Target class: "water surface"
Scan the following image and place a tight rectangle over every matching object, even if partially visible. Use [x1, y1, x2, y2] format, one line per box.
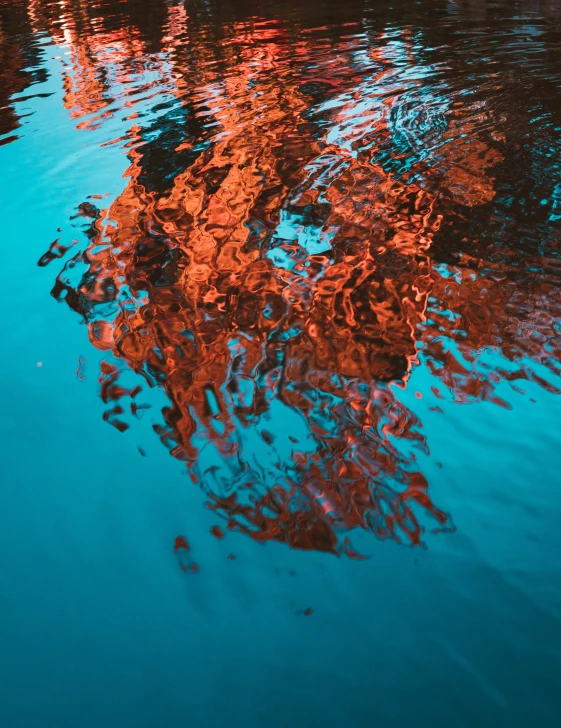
[1, 0, 561, 725]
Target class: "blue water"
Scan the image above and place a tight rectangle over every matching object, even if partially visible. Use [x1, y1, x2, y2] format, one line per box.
[1, 1, 561, 725]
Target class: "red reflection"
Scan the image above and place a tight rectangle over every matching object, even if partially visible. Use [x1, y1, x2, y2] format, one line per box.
[44, 18, 453, 555]
[33, 3, 560, 556]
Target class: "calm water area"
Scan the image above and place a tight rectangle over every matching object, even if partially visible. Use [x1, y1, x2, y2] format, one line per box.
[1, 0, 561, 725]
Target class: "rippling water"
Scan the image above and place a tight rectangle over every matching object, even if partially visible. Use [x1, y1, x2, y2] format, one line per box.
[1, 0, 561, 725]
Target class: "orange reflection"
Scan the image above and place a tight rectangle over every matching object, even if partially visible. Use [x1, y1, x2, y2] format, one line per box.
[46, 19, 455, 554]
[35, 4, 559, 556]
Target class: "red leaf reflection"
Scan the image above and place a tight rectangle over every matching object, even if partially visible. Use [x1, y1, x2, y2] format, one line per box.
[30, 1, 561, 557]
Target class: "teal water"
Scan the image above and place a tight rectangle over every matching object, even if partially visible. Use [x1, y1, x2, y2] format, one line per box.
[1, 1, 561, 725]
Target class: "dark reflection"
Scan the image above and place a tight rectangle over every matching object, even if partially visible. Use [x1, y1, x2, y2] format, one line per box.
[3, 0, 561, 554]
[0, 0, 47, 142]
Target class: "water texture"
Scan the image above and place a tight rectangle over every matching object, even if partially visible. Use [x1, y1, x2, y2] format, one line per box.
[1, 1, 561, 726]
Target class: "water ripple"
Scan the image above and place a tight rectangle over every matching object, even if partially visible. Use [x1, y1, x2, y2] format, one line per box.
[2, 0, 561, 556]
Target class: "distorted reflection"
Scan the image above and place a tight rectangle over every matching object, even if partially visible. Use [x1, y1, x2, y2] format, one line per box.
[3, 0, 560, 555]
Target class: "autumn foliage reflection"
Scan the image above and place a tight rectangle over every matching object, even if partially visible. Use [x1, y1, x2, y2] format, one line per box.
[33, 2, 561, 555]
